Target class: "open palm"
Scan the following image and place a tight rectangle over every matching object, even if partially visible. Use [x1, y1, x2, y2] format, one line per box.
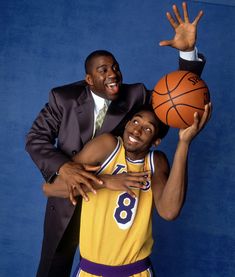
[160, 2, 203, 51]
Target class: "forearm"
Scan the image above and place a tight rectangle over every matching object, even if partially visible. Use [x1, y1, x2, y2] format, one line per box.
[26, 132, 70, 182]
[43, 171, 147, 199]
[156, 141, 189, 220]
[179, 52, 206, 76]
[43, 176, 105, 198]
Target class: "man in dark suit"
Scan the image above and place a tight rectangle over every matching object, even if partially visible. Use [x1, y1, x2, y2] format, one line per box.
[26, 2, 206, 276]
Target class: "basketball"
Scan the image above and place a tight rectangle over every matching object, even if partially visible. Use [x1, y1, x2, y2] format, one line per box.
[152, 70, 210, 129]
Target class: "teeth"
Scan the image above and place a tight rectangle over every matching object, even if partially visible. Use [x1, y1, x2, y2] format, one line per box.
[129, 136, 138, 143]
[108, 83, 117, 88]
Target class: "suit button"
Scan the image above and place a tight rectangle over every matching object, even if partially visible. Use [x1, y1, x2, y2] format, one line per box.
[72, 150, 77, 156]
[50, 205, 55, 211]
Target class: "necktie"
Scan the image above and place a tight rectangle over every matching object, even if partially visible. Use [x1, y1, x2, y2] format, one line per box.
[95, 102, 108, 133]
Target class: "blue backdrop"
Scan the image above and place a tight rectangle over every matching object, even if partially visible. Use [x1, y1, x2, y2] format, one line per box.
[0, 0, 234, 276]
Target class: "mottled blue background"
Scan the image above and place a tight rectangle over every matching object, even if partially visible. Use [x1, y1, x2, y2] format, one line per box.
[0, 0, 234, 276]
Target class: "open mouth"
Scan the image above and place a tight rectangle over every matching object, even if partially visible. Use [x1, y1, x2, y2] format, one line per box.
[128, 135, 140, 144]
[106, 82, 120, 94]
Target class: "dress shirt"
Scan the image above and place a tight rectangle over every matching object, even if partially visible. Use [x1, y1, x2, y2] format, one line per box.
[91, 91, 110, 137]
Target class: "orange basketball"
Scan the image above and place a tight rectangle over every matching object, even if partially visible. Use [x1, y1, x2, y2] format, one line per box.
[152, 70, 210, 129]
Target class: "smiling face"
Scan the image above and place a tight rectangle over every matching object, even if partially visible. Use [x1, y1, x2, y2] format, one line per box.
[85, 54, 123, 101]
[123, 110, 161, 160]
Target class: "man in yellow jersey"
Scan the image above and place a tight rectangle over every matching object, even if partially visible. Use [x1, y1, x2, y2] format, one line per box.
[44, 104, 211, 277]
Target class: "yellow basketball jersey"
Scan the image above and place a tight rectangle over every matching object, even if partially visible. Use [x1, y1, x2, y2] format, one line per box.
[79, 137, 155, 266]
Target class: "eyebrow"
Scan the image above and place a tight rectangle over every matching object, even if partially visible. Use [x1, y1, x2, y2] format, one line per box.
[96, 64, 107, 69]
[96, 62, 119, 69]
[134, 114, 156, 128]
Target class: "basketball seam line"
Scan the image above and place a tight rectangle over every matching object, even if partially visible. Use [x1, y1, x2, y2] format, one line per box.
[165, 73, 184, 125]
[153, 71, 191, 96]
[153, 86, 208, 109]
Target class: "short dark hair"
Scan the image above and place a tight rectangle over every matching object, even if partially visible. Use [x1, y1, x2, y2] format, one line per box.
[84, 50, 116, 74]
[131, 104, 169, 140]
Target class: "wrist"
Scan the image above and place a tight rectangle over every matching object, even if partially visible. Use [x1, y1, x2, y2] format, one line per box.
[48, 171, 60, 183]
[178, 140, 190, 150]
[99, 175, 108, 189]
[179, 47, 198, 61]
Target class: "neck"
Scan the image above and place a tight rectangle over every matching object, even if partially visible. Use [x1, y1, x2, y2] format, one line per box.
[125, 150, 148, 161]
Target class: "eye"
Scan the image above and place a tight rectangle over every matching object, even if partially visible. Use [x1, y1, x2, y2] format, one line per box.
[98, 67, 107, 74]
[113, 64, 120, 72]
[145, 127, 152, 132]
[132, 119, 139, 125]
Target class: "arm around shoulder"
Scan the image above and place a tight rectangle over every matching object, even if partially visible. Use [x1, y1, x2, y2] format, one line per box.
[73, 133, 118, 165]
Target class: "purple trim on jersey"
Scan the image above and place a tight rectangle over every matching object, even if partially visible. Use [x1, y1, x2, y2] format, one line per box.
[149, 151, 155, 174]
[126, 157, 144, 164]
[74, 257, 151, 277]
[96, 137, 121, 175]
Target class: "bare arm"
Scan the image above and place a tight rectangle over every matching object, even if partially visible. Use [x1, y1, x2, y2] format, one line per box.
[152, 103, 211, 220]
[43, 171, 149, 204]
[43, 134, 149, 204]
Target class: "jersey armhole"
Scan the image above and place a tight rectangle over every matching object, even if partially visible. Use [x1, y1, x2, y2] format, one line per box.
[96, 137, 122, 175]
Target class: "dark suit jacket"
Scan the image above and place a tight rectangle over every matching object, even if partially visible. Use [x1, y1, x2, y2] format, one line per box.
[25, 56, 205, 277]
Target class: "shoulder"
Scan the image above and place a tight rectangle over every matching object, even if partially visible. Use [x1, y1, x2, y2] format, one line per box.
[110, 83, 149, 112]
[152, 150, 170, 174]
[92, 133, 118, 153]
[50, 80, 88, 100]
[121, 83, 147, 94]
[52, 80, 87, 92]
[77, 134, 119, 165]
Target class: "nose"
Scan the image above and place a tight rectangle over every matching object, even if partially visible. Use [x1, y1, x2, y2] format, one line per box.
[107, 67, 117, 78]
[133, 125, 142, 136]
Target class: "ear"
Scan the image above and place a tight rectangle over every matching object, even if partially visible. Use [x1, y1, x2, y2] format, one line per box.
[125, 121, 131, 129]
[85, 74, 94, 86]
[152, 138, 161, 147]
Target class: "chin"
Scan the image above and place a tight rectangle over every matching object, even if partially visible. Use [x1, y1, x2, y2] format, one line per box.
[107, 93, 119, 101]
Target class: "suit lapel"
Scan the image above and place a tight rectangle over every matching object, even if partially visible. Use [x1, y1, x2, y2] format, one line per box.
[96, 95, 128, 135]
[76, 85, 132, 139]
[76, 86, 95, 145]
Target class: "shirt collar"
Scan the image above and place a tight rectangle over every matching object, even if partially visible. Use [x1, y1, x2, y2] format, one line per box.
[90, 91, 110, 112]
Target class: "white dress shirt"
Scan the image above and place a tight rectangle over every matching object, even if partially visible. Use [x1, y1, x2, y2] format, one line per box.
[90, 91, 110, 137]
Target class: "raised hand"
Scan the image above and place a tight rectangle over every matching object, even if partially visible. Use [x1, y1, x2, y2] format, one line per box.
[159, 2, 203, 51]
[179, 103, 212, 143]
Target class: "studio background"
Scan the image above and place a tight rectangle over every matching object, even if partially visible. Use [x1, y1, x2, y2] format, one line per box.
[0, 0, 234, 276]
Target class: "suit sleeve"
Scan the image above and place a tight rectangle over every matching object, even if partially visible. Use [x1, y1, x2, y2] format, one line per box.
[179, 53, 206, 76]
[25, 90, 70, 182]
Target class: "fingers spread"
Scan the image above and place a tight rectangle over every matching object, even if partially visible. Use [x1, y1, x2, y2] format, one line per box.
[69, 191, 77, 206]
[83, 164, 101, 172]
[125, 187, 136, 198]
[198, 103, 211, 129]
[182, 2, 189, 23]
[166, 12, 178, 29]
[172, 4, 183, 24]
[192, 10, 204, 26]
[75, 185, 89, 202]
[159, 39, 174, 47]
